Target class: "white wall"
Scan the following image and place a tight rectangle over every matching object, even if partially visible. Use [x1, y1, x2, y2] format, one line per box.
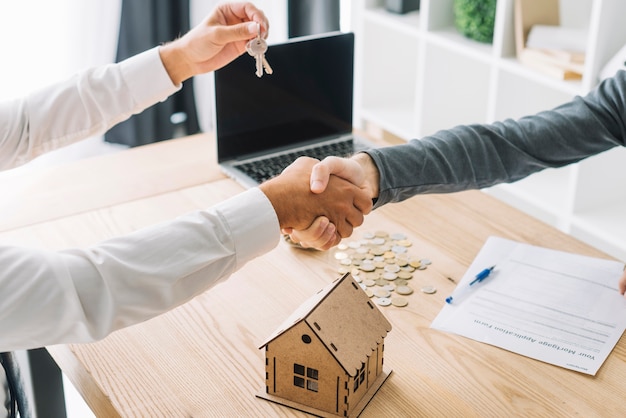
[0, 0, 121, 100]
[0, 0, 289, 133]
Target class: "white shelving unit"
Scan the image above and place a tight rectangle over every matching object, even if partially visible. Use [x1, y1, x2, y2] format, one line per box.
[351, 0, 626, 260]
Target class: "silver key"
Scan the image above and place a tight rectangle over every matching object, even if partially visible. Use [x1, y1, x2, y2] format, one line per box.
[246, 25, 272, 77]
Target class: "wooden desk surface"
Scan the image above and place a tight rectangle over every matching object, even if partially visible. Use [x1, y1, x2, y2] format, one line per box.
[1, 135, 625, 417]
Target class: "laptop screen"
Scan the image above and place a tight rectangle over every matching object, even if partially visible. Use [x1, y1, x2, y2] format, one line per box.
[214, 32, 354, 162]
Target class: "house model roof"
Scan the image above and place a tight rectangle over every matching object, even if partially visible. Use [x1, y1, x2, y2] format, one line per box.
[259, 273, 392, 376]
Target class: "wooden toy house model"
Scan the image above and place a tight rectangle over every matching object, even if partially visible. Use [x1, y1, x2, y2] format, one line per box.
[257, 273, 392, 417]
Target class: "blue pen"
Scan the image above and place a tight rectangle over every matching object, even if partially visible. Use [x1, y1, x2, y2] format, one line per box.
[445, 265, 496, 304]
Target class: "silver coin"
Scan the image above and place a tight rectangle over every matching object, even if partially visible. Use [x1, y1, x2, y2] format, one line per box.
[392, 245, 407, 254]
[420, 285, 437, 294]
[375, 297, 391, 306]
[334, 251, 348, 260]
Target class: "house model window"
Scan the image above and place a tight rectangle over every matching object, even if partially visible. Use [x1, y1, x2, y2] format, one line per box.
[257, 273, 393, 417]
[294, 363, 319, 392]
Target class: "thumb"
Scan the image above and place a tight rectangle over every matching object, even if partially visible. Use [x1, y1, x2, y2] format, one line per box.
[310, 156, 365, 193]
[310, 162, 331, 193]
[213, 21, 258, 44]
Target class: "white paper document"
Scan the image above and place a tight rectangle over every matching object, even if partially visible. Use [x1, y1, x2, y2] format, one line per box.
[431, 236, 626, 375]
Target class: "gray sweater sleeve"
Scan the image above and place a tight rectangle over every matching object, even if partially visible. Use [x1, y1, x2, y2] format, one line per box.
[366, 70, 626, 208]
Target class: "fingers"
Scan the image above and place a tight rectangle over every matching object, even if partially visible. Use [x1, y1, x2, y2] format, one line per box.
[223, 2, 270, 34]
[210, 2, 269, 44]
[322, 176, 369, 238]
[260, 156, 369, 240]
[310, 156, 365, 194]
[289, 217, 340, 250]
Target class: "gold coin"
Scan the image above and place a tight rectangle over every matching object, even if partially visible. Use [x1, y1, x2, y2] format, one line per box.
[374, 289, 391, 298]
[383, 251, 395, 259]
[395, 258, 409, 267]
[409, 259, 422, 268]
[363, 279, 376, 287]
[375, 278, 387, 286]
[352, 253, 367, 261]
[396, 285, 414, 295]
[395, 279, 408, 286]
[364, 288, 374, 297]
[398, 271, 413, 280]
[384, 264, 400, 273]
[391, 297, 408, 307]
[374, 230, 389, 238]
[398, 239, 412, 247]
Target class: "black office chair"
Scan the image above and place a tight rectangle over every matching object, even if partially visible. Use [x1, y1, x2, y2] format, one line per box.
[2, 349, 68, 418]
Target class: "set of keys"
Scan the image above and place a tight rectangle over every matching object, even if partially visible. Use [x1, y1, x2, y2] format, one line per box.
[246, 23, 273, 78]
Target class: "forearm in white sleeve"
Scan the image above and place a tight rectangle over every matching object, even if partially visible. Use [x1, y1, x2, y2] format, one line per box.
[0, 47, 179, 170]
[0, 188, 279, 351]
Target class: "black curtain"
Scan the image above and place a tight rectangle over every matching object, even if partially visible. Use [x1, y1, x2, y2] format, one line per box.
[288, 0, 340, 38]
[105, 0, 200, 147]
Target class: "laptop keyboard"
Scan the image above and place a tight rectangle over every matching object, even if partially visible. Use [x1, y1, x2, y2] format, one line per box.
[233, 140, 356, 184]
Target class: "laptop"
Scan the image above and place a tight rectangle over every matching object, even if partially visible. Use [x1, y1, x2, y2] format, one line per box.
[213, 31, 375, 188]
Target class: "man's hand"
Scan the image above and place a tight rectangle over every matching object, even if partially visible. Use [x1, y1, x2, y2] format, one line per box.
[259, 157, 372, 239]
[281, 216, 341, 251]
[310, 153, 380, 199]
[283, 153, 381, 250]
[159, 2, 269, 85]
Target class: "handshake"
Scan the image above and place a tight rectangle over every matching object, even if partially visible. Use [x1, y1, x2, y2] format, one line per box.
[259, 153, 380, 250]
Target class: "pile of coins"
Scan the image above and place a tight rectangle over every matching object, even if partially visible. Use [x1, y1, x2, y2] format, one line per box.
[333, 231, 436, 308]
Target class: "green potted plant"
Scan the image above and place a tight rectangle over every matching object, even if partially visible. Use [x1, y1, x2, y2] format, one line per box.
[454, 0, 497, 44]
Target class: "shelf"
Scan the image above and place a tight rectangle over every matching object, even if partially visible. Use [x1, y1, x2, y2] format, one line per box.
[360, 105, 415, 140]
[491, 68, 577, 121]
[362, 7, 420, 37]
[419, 43, 490, 136]
[425, 27, 494, 63]
[497, 58, 584, 97]
[353, 0, 626, 260]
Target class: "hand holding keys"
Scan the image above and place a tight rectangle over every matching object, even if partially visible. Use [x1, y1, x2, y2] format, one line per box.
[246, 23, 273, 78]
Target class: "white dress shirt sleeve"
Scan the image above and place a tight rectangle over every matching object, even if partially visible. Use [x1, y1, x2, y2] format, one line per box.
[0, 47, 282, 351]
[0, 187, 280, 351]
[0, 47, 179, 170]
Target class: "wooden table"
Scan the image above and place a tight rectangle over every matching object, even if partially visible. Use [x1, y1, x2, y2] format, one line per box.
[1, 134, 624, 417]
